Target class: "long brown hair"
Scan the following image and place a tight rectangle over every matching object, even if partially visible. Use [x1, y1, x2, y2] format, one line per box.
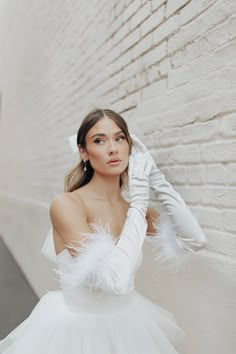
[64, 108, 132, 192]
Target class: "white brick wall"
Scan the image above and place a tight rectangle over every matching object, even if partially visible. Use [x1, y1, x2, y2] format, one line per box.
[0, 1, 235, 353]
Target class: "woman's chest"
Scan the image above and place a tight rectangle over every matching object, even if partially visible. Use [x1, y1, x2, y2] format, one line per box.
[82, 199, 130, 239]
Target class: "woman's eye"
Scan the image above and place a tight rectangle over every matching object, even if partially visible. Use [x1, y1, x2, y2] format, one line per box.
[94, 139, 104, 144]
[94, 136, 126, 144]
[116, 135, 126, 142]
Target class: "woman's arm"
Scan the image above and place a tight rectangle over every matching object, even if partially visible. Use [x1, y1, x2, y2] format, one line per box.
[131, 135, 207, 250]
[130, 134, 208, 270]
[50, 200, 147, 295]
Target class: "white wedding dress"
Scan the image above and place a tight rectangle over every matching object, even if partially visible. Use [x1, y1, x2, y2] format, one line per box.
[0, 222, 186, 354]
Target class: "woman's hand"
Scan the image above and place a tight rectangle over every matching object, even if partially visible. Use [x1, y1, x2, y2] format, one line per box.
[130, 134, 158, 188]
[128, 138, 152, 215]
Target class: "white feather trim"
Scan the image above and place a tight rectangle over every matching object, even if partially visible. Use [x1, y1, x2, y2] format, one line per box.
[146, 213, 193, 271]
[53, 222, 119, 292]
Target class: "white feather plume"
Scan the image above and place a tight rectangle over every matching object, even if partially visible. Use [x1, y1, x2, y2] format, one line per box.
[53, 221, 118, 291]
[146, 213, 193, 271]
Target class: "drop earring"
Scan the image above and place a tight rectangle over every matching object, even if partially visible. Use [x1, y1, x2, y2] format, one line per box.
[83, 160, 87, 172]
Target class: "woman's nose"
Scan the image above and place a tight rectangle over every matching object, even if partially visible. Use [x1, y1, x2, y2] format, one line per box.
[107, 140, 118, 153]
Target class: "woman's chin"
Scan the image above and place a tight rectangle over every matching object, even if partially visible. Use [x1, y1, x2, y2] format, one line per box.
[101, 168, 125, 177]
[94, 162, 128, 176]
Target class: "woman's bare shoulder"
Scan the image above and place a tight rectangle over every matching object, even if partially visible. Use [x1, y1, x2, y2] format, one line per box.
[50, 192, 84, 211]
[49, 192, 87, 233]
[50, 192, 91, 255]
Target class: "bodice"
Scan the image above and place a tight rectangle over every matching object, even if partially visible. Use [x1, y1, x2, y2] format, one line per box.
[56, 246, 143, 313]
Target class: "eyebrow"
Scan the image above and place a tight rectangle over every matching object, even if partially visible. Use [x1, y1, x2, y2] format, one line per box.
[90, 130, 124, 139]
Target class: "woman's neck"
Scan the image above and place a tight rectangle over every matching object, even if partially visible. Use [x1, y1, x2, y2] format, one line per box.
[85, 172, 123, 203]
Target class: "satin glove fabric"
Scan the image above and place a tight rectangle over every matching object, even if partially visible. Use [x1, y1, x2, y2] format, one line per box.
[131, 134, 208, 253]
[128, 140, 152, 214]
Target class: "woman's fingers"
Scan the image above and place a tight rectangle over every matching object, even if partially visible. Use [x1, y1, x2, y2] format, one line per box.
[130, 134, 148, 154]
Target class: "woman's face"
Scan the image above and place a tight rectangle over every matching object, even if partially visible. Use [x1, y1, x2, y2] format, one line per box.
[80, 116, 130, 176]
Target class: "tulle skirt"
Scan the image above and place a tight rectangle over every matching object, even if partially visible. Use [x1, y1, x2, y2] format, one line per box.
[0, 289, 186, 354]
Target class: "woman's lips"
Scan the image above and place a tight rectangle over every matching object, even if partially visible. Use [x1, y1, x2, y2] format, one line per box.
[107, 160, 121, 166]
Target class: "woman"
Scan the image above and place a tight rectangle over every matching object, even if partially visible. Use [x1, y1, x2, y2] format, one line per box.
[0, 108, 207, 353]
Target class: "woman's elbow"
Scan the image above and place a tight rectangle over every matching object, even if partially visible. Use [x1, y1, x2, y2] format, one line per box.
[197, 236, 208, 250]
[177, 233, 208, 253]
[189, 235, 208, 252]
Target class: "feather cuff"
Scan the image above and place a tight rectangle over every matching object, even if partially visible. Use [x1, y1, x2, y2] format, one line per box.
[146, 213, 194, 271]
[53, 222, 119, 292]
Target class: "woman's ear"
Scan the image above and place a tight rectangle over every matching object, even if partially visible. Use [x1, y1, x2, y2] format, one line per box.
[78, 144, 89, 161]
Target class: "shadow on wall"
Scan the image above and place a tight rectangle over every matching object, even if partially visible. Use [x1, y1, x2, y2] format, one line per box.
[0, 236, 38, 339]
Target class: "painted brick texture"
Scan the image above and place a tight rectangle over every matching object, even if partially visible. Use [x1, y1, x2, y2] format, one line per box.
[0, 1, 235, 353]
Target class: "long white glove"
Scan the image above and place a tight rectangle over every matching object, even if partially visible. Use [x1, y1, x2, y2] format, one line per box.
[131, 135, 208, 269]
[56, 144, 152, 295]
